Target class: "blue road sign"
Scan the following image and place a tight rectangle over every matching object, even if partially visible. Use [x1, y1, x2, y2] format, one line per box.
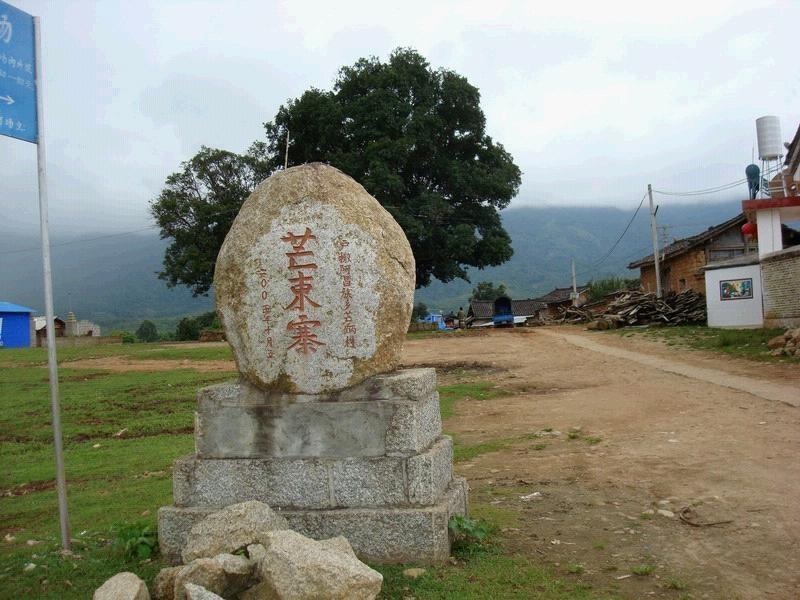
[0, 1, 36, 143]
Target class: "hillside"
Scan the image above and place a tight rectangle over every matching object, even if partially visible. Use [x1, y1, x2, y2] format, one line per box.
[0, 200, 743, 330]
[0, 231, 213, 332]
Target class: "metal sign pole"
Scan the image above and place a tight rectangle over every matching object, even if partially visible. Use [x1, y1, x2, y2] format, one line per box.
[33, 15, 71, 551]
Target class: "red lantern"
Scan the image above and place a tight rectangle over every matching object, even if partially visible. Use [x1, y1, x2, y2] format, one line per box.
[741, 222, 757, 240]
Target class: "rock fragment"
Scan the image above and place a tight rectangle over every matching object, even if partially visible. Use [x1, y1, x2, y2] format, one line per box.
[93, 572, 150, 600]
[182, 500, 289, 563]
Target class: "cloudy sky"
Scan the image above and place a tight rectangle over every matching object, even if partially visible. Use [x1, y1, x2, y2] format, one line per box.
[1, 0, 799, 239]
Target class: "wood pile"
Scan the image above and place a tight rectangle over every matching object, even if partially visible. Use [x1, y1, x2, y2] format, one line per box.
[558, 289, 706, 328]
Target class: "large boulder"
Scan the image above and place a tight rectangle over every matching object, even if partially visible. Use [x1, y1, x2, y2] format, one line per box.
[241, 530, 382, 599]
[93, 572, 150, 600]
[182, 501, 289, 562]
[215, 163, 415, 394]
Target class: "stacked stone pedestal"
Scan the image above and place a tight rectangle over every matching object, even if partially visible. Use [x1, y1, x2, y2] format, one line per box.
[159, 368, 467, 564]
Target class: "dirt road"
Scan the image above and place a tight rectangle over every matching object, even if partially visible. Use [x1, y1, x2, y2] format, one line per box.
[402, 327, 800, 600]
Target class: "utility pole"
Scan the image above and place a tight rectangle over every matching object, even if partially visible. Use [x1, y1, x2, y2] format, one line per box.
[648, 184, 662, 298]
[571, 258, 578, 306]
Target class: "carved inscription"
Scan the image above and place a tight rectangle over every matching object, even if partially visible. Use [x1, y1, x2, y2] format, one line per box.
[282, 227, 325, 355]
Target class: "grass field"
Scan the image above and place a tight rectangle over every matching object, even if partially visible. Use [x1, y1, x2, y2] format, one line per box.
[614, 325, 798, 362]
[0, 341, 615, 599]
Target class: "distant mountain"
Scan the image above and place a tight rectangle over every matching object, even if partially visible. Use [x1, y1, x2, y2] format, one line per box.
[414, 199, 745, 312]
[0, 200, 743, 331]
[0, 231, 213, 332]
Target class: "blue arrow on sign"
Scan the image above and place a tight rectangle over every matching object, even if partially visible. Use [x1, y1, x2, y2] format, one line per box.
[0, 1, 37, 143]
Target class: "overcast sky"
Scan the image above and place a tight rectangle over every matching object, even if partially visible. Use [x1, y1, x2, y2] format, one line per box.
[1, 0, 799, 238]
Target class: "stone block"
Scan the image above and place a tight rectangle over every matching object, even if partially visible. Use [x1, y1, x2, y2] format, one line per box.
[194, 369, 441, 459]
[173, 456, 331, 510]
[406, 436, 454, 505]
[173, 437, 453, 510]
[159, 478, 468, 565]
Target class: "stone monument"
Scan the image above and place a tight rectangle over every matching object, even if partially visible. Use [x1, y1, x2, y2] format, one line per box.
[159, 163, 467, 564]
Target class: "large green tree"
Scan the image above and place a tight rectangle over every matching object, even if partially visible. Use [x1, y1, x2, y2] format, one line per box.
[152, 48, 520, 293]
[151, 146, 270, 296]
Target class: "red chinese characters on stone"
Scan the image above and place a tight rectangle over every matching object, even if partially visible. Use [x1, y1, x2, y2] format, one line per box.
[282, 227, 324, 356]
[287, 313, 326, 354]
[335, 237, 356, 348]
[282, 228, 321, 313]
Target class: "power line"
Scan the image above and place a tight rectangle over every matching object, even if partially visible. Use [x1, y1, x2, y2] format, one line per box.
[0, 225, 160, 257]
[653, 178, 747, 197]
[574, 191, 647, 278]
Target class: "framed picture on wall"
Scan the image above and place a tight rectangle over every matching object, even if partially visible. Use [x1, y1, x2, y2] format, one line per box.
[720, 278, 753, 301]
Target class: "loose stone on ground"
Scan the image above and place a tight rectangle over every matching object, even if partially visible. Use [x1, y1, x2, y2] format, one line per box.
[93, 572, 150, 600]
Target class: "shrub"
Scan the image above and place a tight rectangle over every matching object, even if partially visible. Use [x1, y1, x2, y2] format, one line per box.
[448, 515, 494, 557]
[112, 522, 158, 560]
[109, 330, 135, 344]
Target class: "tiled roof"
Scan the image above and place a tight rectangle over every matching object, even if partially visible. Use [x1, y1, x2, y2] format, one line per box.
[511, 299, 546, 316]
[469, 301, 494, 318]
[628, 213, 746, 269]
[534, 286, 589, 305]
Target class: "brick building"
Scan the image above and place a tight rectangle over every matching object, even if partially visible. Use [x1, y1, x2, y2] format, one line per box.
[628, 214, 766, 295]
[761, 246, 800, 327]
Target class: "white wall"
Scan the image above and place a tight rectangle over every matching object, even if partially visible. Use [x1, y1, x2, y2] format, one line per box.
[756, 209, 783, 257]
[704, 264, 763, 328]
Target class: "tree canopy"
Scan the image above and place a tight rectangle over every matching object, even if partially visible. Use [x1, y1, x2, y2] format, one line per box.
[469, 281, 508, 302]
[411, 302, 429, 321]
[151, 48, 520, 294]
[151, 146, 269, 296]
[135, 320, 158, 343]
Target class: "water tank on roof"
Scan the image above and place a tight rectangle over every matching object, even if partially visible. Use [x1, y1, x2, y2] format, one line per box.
[755, 116, 783, 160]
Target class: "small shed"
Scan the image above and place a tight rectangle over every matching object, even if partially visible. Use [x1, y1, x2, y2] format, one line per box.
[0, 302, 35, 348]
[34, 316, 66, 347]
[467, 298, 545, 327]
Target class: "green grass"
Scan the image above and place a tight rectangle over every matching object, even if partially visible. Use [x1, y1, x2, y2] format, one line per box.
[0, 342, 233, 367]
[567, 564, 585, 574]
[376, 553, 614, 599]
[438, 382, 507, 419]
[665, 577, 687, 590]
[0, 342, 237, 599]
[453, 438, 514, 462]
[631, 564, 655, 576]
[0, 367, 233, 448]
[0, 343, 615, 599]
[617, 325, 798, 362]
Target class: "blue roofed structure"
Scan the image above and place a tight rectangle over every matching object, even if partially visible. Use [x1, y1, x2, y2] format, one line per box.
[0, 302, 36, 348]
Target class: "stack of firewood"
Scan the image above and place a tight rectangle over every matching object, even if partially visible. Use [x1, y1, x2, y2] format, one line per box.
[558, 289, 706, 328]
